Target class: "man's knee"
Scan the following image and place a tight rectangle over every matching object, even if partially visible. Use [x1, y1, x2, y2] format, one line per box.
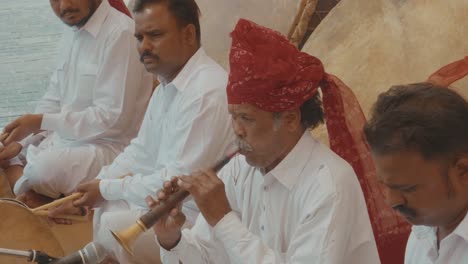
[24, 151, 62, 186]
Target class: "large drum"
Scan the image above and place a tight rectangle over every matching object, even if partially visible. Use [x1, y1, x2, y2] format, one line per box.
[0, 199, 64, 264]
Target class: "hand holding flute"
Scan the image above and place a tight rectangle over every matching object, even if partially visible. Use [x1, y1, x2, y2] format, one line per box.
[112, 151, 238, 254]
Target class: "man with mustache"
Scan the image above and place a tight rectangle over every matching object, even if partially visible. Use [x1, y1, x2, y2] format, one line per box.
[147, 19, 380, 263]
[364, 58, 468, 264]
[0, 0, 152, 207]
[54, 0, 235, 262]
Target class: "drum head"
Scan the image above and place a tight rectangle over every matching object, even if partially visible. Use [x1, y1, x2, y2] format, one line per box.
[0, 199, 64, 264]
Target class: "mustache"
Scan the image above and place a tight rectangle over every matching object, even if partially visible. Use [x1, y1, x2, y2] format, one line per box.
[235, 138, 253, 152]
[392, 205, 417, 218]
[140, 51, 160, 63]
[61, 9, 80, 17]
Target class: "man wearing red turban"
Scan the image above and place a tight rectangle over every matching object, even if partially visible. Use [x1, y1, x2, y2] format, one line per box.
[148, 19, 381, 263]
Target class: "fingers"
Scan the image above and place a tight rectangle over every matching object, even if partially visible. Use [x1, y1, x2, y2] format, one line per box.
[145, 195, 158, 208]
[3, 120, 18, 134]
[72, 193, 88, 207]
[3, 129, 20, 145]
[0, 132, 9, 143]
[0, 160, 9, 169]
[49, 217, 73, 225]
[169, 208, 186, 227]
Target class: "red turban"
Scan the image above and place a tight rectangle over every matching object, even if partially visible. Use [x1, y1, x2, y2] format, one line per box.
[227, 19, 413, 264]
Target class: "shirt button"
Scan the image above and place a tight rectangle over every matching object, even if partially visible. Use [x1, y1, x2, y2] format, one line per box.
[263, 186, 268, 191]
[261, 225, 265, 231]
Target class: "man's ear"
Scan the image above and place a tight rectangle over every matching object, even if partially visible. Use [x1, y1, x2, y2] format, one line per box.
[183, 24, 197, 47]
[455, 155, 468, 186]
[283, 109, 301, 132]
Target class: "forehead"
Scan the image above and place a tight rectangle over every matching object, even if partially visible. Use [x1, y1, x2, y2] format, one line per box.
[228, 104, 261, 114]
[134, 3, 177, 31]
[373, 150, 444, 185]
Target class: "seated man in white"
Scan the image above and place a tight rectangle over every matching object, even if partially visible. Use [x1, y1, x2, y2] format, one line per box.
[0, 0, 152, 206]
[148, 19, 380, 264]
[364, 58, 468, 264]
[59, 0, 236, 262]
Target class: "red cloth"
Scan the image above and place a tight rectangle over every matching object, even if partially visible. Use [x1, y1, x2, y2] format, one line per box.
[227, 18, 411, 264]
[428, 56, 468, 87]
[108, 0, 132, 18]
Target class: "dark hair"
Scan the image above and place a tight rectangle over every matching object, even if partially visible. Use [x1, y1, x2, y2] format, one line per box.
[300, 93, 325, 130]
[133, 0, 201, 43]
[364, 82, 468, 161]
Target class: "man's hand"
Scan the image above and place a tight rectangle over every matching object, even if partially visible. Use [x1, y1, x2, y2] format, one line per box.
[178, 170, 232, 226]
[73, 180, 105, 208]
[147, 177, 186, 250]
[0, 142, 23, 168]
[3, 114, 43, 145]
[48, 200, 89, 225]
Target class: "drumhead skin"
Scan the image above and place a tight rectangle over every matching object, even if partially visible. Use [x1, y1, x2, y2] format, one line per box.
[0, 199, 64, 264]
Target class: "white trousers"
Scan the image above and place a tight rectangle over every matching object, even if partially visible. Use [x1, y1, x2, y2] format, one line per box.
[14, 134, 121, 198]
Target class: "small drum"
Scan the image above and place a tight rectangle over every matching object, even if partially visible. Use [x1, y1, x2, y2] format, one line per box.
[0, 198, 64, 264]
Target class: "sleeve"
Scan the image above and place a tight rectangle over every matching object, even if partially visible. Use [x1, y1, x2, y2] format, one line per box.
[96, 97, 156, 182]
[99, 95, 234, 209]
[18, 131, 49, 149]
[40, 29, 143, 141]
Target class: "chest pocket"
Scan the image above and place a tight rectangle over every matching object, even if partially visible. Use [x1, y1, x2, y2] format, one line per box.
[75, 63, 98, 107]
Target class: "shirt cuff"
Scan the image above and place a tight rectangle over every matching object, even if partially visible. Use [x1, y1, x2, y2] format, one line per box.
[99, 179, 125, 201]
[213, 211, 247, 250]
[41, 113, 61, 131]
[157, 234, 187, 264]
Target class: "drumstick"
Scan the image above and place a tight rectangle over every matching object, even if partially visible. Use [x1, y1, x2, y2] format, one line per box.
[31, 192, 83, 213]
[33, 210, 88, 222]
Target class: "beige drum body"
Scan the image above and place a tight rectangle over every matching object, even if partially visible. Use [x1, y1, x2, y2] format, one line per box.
[0, 199, 64, 264]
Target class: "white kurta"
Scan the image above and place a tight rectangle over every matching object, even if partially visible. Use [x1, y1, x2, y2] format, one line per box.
[94, 48, 236, 263]
[160, 132, 380, 264]
[404, 213, 468, 264]
[13, 0, 153, 198]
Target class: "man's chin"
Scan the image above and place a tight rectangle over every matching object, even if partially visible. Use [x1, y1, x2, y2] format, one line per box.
[143, 64, 159, 74]
[400, 214, 425, 226]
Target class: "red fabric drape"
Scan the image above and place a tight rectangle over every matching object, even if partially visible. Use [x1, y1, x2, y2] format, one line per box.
[428, 56, 468, 87]
[108, 0, 132, 18]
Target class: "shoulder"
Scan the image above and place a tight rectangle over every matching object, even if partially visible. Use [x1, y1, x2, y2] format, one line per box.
[102, 7, 135, 40]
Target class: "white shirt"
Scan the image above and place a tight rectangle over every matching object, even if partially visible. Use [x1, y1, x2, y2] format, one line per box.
[161, 132, 380, 264]
[98, 48, 236, 222]
[37, 0, 153, 148]
[405, 213, 468, 264]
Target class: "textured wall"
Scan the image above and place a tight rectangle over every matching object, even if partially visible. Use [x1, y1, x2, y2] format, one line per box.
[0, 1, 63, 127]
